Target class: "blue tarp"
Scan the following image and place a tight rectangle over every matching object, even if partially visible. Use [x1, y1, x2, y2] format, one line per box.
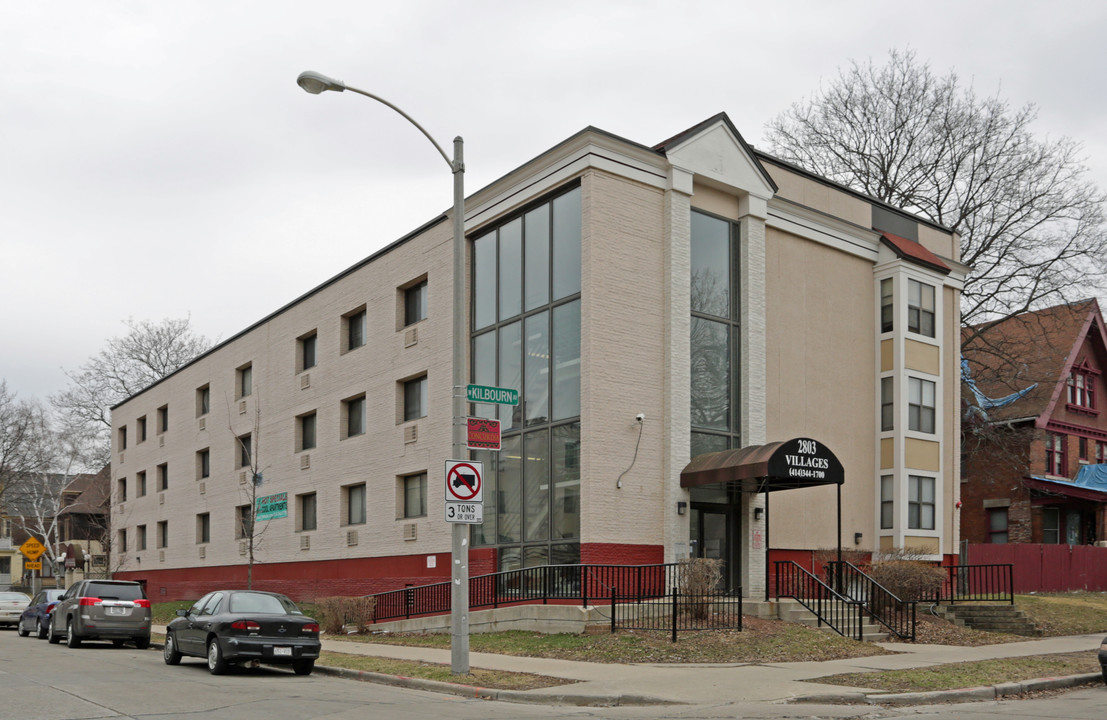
[1031, 465, 1107, 495]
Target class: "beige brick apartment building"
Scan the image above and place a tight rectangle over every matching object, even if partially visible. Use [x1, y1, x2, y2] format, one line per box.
[110, 114, 965, 601]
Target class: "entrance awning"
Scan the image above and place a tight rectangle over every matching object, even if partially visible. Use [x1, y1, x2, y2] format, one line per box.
[681, 437, 844, 492]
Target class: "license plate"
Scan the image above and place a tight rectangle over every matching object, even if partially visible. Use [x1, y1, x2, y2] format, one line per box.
[274, 647, 292, 657]
[108, 607, 127, 615]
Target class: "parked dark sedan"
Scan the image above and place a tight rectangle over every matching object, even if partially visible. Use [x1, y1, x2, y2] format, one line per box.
[164, 590, 320, 675]
[17, 589, 65, 638]
[1099, 635, 1107, 684]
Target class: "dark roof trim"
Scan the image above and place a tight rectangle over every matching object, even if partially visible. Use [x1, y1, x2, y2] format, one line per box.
[681, 437, 844, 492]
[880, 232, 951, 274]
[1025, 477, 1107, 503]
[652, 112, 779, 193]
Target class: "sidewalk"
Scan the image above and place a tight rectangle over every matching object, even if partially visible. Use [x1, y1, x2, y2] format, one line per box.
[314, 631, 1106, 706]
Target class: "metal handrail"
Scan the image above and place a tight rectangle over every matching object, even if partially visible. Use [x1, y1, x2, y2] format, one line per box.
[826, 560, 916, 641]
[773, 560, 865, 641]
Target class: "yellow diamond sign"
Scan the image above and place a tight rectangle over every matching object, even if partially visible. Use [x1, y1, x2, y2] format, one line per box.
[19, 538, 45, 560]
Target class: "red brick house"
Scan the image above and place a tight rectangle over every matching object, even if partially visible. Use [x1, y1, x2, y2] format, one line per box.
[961, 299, 1107, 546]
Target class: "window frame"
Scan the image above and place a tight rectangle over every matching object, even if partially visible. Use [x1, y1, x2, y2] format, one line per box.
[197, 513, 211, 544]
[156, 520, 168, 549]
[197, 449, 210, 480]
[880, 377, 894, 432]
[299, 332, 318, 372]
[907, 279, 936, 338]
[344, 307, 367, 352]
[402, 473, 428, 519]
[345, 483, 367, 526]
[880, 474, 894, 529]
[237, 364, 253, 399]
[879, 277, 893, 333]
[403, 376, 428, 422]
[156, 463, 169, 492]
[908, 377, 936, 434]
[404, 279, 428, 327]
[298, 412, 317, 451]
[297, 492, 317, 532]
[907, 475, 935, 530]
[197, 385, 210, 417]
[343, 395, 366, 438]
[988, 507, 1008, 544]
[1046, 432, 1067, 476]
[1066, 363, 1098, 413]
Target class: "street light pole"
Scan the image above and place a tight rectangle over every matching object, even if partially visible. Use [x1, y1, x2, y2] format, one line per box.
[297, 71, 470, 674]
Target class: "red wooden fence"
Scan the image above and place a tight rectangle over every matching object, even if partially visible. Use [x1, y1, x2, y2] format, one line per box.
[966, 543, 1107, 593]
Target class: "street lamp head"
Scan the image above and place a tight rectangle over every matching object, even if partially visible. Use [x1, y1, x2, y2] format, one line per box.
[296, 70, 346, 94]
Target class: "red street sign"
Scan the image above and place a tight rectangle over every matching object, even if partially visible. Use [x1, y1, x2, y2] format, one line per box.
[466, 417, 501, 451]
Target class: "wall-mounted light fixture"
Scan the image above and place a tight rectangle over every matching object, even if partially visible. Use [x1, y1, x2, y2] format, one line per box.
[854, 532, 863, 545]
[677, 501, 687, 516]
[753, 507, 763, 521]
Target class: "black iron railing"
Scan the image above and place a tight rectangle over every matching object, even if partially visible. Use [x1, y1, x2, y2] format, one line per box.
[929, 564, 1014, 604]
[825, 561, 916, 640]
[611, 587, 742, 641]
[774, 560, 865, 641]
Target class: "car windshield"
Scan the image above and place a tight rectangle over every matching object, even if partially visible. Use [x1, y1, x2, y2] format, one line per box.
[228, 592, 300, 615]
[85, 583, 144, 601]
[0, 592, 30, 601]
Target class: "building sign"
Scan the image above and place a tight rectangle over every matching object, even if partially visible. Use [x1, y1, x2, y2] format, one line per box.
[766, 438, 844, 486]
[255, 492, 288, 521]
[466, 417, 501, 450]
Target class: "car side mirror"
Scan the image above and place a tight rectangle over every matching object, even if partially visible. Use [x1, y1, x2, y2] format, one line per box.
[176, 609, 188, 617]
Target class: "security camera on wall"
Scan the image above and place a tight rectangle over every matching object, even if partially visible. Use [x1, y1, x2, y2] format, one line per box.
[635, 413, 645, 422]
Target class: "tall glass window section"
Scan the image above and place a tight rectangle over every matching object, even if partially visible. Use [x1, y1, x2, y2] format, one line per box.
[690, 210, 740, 458]
[470, 185, 581, 572]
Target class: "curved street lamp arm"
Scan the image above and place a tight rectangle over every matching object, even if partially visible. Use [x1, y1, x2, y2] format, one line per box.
[343, 85, 455, 172]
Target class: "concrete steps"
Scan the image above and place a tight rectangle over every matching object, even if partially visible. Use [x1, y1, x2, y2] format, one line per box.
[770, 598, 890, 642]
[932, 604, 1041, 636]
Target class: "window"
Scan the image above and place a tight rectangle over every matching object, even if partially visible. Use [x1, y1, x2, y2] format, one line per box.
[156, 520, 168, 549]
[344, 396, 365, 438]
[236, 505, 253, 539]
[880, 278, 893, 333]
[1098, 442, 1107, 464]
[404, 280, 428, 326]
[237, 364, 253, 398]
[908, 377, 936, 433]
[345, 307, 366, 351]
[237, 434, 252, 468]
[1067, 365, 1097, 411]
[1080, 437, 1089, 460]
[297, 492, 317, 532]
[196, 513, 210, 544]
[137, 416, 147, 443]
[157, 463, 168, 492]
[880, 377, 894, 431]
[403, 376, 427, 422]
[298, 412, 317, 451]
[197, 449, 210, 479]
[1046, 433, 1066, 476]
[908, 475, 935, 530]
[116, 477, 127, 503]
[880, 475, 894, 529]
[345, 483, 366, 525]
[988, 508, 1008, 544]
[136, 470, 147, 498]
[402, 473, 427, 518]
[1042, 507, 1060, 544]
[299, 332, 317, 372]
[197, 385, 210, 417]
[118, 529, 127, 553]
[118, 425, 127, 451]
[157, 405, 169, 434]
[137, 524, 147, 551]
[907, 279, 935, 337]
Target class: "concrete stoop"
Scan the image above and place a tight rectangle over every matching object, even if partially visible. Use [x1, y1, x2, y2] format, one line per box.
[932, 603, 1041, 636]
[769, 598, 890, 642]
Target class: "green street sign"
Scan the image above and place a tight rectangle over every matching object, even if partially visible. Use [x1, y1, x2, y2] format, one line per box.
[467, 384, 519, 405]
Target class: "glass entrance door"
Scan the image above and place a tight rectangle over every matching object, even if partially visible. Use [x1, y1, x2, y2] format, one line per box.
[690, 506, 739, 593]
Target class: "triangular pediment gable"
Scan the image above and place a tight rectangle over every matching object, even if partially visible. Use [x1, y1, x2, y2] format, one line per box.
[657, 113, 776, 200]
[1039, 300, 1107, 424]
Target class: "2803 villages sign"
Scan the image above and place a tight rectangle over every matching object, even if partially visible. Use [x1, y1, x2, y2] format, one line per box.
[255, 492, 288, 521]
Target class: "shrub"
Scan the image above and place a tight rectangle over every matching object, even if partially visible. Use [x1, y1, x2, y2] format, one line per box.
[677, 558, 723, 620]
[313, 596, 377, 634]
[866, 560, 946, 602]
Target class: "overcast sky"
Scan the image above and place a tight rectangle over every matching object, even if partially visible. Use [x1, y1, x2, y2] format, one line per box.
[3, 1, 1106, 404]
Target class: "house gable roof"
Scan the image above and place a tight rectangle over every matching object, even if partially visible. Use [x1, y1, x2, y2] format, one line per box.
[654, 112, 778, 198]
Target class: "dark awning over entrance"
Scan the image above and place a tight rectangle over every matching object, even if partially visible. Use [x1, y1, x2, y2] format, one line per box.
[680, 437, 844, 492]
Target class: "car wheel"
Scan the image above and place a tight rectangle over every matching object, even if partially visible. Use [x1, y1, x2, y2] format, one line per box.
[163, 632, 182, 665]
[135, 636, 150, 650]
[65, 619, 82, 648]
[47, 617, 61, 644]
[1102, 664, 1107, 686]
[207, 638, 228, 675]
[292, 659, 315, 676]
[37, 621, 48, 640]
[17, 618, 29, 637]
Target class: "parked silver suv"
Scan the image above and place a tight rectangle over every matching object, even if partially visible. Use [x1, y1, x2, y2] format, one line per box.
[48, 579, 151, 649]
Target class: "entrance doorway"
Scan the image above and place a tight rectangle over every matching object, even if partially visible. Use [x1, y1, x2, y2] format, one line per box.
[689, 505, 740, 593]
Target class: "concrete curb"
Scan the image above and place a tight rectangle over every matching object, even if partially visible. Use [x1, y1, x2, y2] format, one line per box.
[791, 672, 1104, 706]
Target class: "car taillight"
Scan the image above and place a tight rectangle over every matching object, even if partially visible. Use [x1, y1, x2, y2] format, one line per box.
[78, 597, 103, 607]
[302, 623, 320, 633]
[134, 599, 151, 608]
[231, 620, 261, 631]
[47, 602, 59, 612]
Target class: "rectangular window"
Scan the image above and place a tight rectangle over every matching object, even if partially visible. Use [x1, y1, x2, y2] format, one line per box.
[907, 279, 935, 337]
[908, 475, 935, 530]
[236, 505, 253, 540]
[344, 396, 365, 438]
[118, 529, 127, 553]
[157, 463, 168, 492]
[908, 377, 936, 433]
[137, 416, 147, 443]
[297, 492, 317, 532]
[880, 475, 894, 529]
[156, 520, 168, 549]
[403, 473, 427, 518]
[345, 307, 366, 351]
[237, 433, 252, 468]
[1080, 437, 1089, 460]
[237, 364, 253, 398]
[880, 278, 893, 333]
[298, 412, 317, 451]
[1067, 368, 1097, 410]
[196, 513, 210, 544]
[197, 385, 210, 417]
[404, 376, 428, 422]
[1042, 507, 1060, 544]
[345, 483, 366, 525]
[988, 508, 1008, 544]
[1098, 442, 1107, 464]
[1046, 433, 1066, 476]
[880, 377, 894, 432]
[157, 404, 169, 433]
[197, 449, 210, 479]
[299, 332, 317, 372]
[116, 477, 127, 503]
[118, 425, 127, 451]
[136, 470, 146, 498]
[404, 280, 428, 326]
[137, 524, 147, 551]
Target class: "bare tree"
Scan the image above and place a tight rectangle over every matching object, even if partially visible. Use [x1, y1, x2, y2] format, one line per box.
[0, 381, 51, 509]
[228, 397, 273, 590]
[52, 317, 212, 466]
[765, 49, 1107, 340]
